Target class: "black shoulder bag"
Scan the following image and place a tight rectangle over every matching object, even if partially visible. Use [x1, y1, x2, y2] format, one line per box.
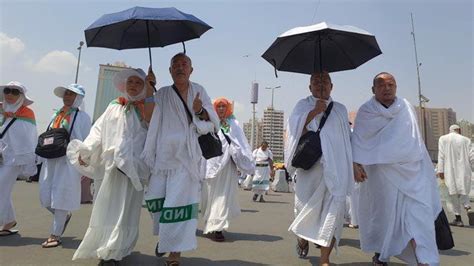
[0, 118, 17, 139]
[35, 109, 79, 159]
[172, 86, 223, 159]
[291, 102, 334, 170]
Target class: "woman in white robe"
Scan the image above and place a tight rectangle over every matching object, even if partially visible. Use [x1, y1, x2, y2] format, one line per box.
[70, 67, 155, 264]
[202, 97, 255, 241]
[39, 84, 91, 248]
[0, 81, 37, 236]
[251, 142, 274, 202]
[285, 73, 353, 265]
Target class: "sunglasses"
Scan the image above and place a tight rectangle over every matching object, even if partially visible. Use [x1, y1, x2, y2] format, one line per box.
[3, 87, 21, 96]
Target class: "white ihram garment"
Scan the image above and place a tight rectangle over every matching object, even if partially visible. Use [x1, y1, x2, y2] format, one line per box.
[252, 148, 273, 195]
[71, 102, 149, 261]
[352, 97, 441, 265]
[0, 116, 37, 226]
[202, 118, 255, 233]
[285, 96, 353, 248]
[142, 82, 219, 253]
[39, 110, 91, 212]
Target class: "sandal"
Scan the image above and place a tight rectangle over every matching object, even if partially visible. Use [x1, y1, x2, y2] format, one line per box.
[296, 238, 309, 258]
[348, 224, 359, 229]
[42, 236, 62, 248]
[372, 254, 387, 266]
[164, 260, 180, 266]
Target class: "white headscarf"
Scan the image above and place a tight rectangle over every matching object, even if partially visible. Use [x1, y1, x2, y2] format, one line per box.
[112, 68, 147, 101]
[3, 94, 25, 113]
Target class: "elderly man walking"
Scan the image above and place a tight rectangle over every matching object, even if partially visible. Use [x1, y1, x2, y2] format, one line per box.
[142, 53, 219, 266]
[438, 124, 474, 226]
[285, 72, 353, 265]
[352, 72, 441, 265]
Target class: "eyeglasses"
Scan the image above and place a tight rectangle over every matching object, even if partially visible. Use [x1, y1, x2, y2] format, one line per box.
[3, 87, 21, 96]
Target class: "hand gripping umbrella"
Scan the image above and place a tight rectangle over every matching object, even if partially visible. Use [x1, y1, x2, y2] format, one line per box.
[85, 6, 212, 67]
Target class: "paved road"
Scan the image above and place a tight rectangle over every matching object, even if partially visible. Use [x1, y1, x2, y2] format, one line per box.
[1, 181, 473, 265]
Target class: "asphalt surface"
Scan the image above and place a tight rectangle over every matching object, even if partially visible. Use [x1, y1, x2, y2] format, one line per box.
[0, 181, 473, 265]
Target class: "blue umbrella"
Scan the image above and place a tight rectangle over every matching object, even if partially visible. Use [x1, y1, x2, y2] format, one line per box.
[85, 6, 212, 66]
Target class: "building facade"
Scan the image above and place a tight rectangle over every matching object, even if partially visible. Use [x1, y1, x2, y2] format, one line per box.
[262, 107, 284, 161]
[243, 118, 263, 151]
[416, 107, 457, 160]
[93, 63, 131, 122]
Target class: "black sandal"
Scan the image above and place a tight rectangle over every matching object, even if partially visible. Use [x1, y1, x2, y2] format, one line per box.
[372, 254, 388, 266]
[296, 238, 309, 258]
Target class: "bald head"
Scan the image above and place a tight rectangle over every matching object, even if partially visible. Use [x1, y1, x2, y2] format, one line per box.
[372, 72, 397, 107]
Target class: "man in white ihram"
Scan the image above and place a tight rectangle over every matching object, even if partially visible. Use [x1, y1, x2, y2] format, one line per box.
[437, 124, 474, 226]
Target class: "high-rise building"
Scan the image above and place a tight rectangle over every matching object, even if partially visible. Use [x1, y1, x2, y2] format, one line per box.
[458, 119, 474, 141]
[263, 107, 284, 161]
[416, 107, 457, 160]
[93, 63, 132, 122]
[243, 118, 263, 151]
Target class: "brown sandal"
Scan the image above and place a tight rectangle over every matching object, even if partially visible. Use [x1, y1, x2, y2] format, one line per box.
[42, 236, 62, 248]
[164, 260, 180, 266]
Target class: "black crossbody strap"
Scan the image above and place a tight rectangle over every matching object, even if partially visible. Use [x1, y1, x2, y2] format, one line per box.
[172, 85, 193, 123]
[0, 118, 17, 139]
[316, 102, 334, 133]
[221, 129, 232, 145]
[68, 109, 79, 138]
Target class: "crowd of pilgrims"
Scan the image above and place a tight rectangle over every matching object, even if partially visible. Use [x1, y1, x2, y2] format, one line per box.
[0, 52, 454, 266]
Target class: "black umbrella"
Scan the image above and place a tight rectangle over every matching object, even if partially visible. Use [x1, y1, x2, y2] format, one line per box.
[262, 22, 382, 77]
[85, 6, 212, 66]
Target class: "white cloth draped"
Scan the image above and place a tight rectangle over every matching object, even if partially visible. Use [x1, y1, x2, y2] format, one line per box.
[206, 118, 255, 179]
[352, 97, 441, 264]
[202, 118, 255, 234]
[437, 132, 473, 195]
[70, 102, 150, 261]
[0, 116, 37, 226]
[252, 148, 273, 194]
[285, 96, 353, 248]
[39, 111, 91, 211]
[285, 96, 353, 201]
[141, 82, 219, 181]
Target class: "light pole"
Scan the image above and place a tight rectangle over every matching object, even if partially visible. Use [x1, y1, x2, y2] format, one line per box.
[265, 86, 281, 150]
[75, 41, 84, 83]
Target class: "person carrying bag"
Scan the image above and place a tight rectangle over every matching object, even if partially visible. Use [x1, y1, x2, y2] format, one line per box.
[36, 109, 79, 159]
[291, 102, 333, 170]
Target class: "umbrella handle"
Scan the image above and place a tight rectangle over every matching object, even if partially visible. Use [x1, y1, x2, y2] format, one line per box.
[272, 59, 278, 78]
[182, 42, 186, 54]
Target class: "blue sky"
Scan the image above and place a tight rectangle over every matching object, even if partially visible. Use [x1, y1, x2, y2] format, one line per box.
[0, 0, 472, 131]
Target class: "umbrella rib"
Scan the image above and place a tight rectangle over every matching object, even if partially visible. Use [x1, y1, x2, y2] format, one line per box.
[328, 35, 357, 69]
[277, 37, 311, 69]
[120, 20, 139, 49]
[150, 20, 164, 47]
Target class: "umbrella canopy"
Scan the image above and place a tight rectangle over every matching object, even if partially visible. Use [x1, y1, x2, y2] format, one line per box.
[85, 6, 212, 65]
[262, 22, 382, 75]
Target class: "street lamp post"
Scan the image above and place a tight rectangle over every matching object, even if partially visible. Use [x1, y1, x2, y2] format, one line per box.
[75, 41, 85, 83]
[265, 86, 281, 151]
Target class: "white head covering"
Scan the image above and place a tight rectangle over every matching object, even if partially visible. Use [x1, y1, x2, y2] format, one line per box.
[0, 81, 34, 113]
[449, 124, 460, 133]
[113, 68, 147, 101]
[53, 84, 86, 108]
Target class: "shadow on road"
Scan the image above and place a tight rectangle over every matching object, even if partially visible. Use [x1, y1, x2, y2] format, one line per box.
[0, 235, 81, 250]
[241, 209, 259, 213]
[339, 238, 361, 249]
[122, 252, 265, 265]
[224, 231, 283, 243]
[439, 248, 471, 256]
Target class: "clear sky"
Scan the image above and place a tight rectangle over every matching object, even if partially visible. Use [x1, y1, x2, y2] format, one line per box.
[1, 0, 472, 131]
